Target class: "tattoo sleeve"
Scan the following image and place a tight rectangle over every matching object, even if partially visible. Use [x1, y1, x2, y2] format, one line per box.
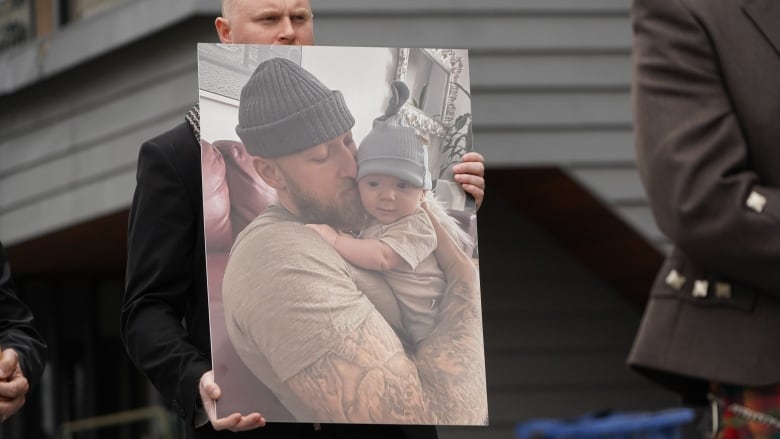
[410, 202, 488, 424]
[284, 243, 486, 425]
[285, 272, 487, 425]
[414, 266, 489, 425]
[285, 310, 435, 424]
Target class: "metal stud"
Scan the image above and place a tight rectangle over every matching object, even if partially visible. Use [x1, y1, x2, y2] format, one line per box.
[692, 280, 709, 298]
[665, 269, 686, 291]
[746, 191, 767, 213]
[715, 282, 732, 299]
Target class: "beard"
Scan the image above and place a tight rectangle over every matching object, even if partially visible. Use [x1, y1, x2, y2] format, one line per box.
[285, 175, 366, 232]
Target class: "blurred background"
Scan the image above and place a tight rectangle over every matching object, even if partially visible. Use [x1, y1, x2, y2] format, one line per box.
[0, 0, 680, 438]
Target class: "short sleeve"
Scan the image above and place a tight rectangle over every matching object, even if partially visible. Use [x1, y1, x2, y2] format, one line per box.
[223, 216, 375, 382]
[374, 210, 437, 270]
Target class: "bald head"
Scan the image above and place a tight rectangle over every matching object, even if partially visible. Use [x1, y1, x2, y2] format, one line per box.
[215, 0, 314, 45]
[221, 0, 238, 17]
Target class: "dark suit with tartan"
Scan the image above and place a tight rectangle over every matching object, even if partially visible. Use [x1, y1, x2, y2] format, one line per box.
[628, 0, 780, 402]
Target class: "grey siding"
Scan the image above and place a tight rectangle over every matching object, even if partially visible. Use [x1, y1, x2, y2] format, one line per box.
[0, 0, 662, 249]
[0, 1, 678, 437]
[0, 21, 207, 244]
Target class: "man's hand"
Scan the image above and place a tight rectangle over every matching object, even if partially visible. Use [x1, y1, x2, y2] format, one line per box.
[453, 152, 485, 211]
[198, 371, 266, 431]
[305, 223, 339, 246]
[0, 348, 29, 422]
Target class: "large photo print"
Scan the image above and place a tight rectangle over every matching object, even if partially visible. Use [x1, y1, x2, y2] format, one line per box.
[198, 44, 486, 425]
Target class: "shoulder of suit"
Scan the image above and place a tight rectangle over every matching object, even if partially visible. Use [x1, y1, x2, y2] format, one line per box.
[144, 121, 198, 150]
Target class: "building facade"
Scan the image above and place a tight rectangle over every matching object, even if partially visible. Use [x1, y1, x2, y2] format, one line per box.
[0, 1, 677, 438]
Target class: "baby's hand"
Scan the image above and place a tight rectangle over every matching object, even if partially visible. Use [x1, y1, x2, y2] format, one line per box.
[305, 223, 339, 246]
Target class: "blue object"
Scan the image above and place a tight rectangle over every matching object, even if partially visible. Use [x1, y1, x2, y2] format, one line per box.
[515, 408, 695, 439]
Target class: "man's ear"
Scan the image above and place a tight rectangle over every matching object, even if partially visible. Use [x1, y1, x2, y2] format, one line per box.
[253, 157, 286, 190]
[214, 16, 232, 43]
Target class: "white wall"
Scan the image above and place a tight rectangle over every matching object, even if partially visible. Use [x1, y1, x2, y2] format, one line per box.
[200, 91, 240, 143]
[303, 46, 396, 144]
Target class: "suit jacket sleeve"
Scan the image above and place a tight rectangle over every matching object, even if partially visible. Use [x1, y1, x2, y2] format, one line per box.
[120, 132, 210, 425]
[632, 0, 780, 295]
[0, 242, 47, 389]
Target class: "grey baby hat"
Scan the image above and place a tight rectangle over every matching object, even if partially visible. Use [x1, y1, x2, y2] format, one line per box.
[236, 57, 355, 157]
[357, 81, 432, 190]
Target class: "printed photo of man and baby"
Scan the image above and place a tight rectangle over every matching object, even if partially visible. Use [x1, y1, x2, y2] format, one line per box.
[197, 44, 486, 426]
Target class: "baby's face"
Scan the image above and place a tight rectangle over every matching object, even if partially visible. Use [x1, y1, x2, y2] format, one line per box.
[358, 174, 424, 224]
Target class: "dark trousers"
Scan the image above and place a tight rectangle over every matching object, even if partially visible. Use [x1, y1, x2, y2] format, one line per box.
[190, 422, 437, 439]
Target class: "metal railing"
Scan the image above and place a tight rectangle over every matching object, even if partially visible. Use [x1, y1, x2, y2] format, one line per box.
[58, 406, 175, 439]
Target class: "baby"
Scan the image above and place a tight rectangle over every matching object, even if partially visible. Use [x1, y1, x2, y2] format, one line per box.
[308, 81, 471, 345]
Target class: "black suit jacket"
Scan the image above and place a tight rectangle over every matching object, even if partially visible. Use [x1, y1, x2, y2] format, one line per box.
[0, 241, 47, 391]
[628, 0, 780, 401]
[120, 121, 437, 438]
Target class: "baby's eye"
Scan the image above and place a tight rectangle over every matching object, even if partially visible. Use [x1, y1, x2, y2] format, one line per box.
[367, 181, 379, 187]
[396, 181, 409, 189]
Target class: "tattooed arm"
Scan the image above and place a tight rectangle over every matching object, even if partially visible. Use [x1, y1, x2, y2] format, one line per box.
[285, 310, 434, 424]
[288, 211, 486, 425]
[413, 203, 488, 424]
[224, 214, 483, 424]
[225, 219, 436, 424]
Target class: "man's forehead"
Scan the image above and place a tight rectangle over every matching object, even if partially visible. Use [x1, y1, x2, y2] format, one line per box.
[225, 0, 312, 12]
[304, 133, 351, 154]
[276, 132, 351, 160]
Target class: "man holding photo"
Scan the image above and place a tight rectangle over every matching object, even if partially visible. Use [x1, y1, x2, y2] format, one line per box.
[120, 0, 486, 437]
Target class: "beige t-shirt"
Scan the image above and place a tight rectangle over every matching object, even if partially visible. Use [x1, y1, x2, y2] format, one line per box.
[222, 205, 402, 421]
[362, 207, 446, 344]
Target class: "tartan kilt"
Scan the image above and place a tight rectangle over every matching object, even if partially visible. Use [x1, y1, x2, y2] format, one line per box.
[711, 382, 780, 439]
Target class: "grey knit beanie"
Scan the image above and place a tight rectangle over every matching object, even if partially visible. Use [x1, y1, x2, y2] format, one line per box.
[236, 57, 355, 158]
[357, 81, 432, 190]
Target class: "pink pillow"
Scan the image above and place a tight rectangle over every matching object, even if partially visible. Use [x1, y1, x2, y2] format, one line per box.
[212, 140, 277, 237]
[201, 140, 234, 252]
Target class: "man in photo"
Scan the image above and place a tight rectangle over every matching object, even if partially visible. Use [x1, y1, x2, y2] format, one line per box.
[222, 57, 487, 425]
